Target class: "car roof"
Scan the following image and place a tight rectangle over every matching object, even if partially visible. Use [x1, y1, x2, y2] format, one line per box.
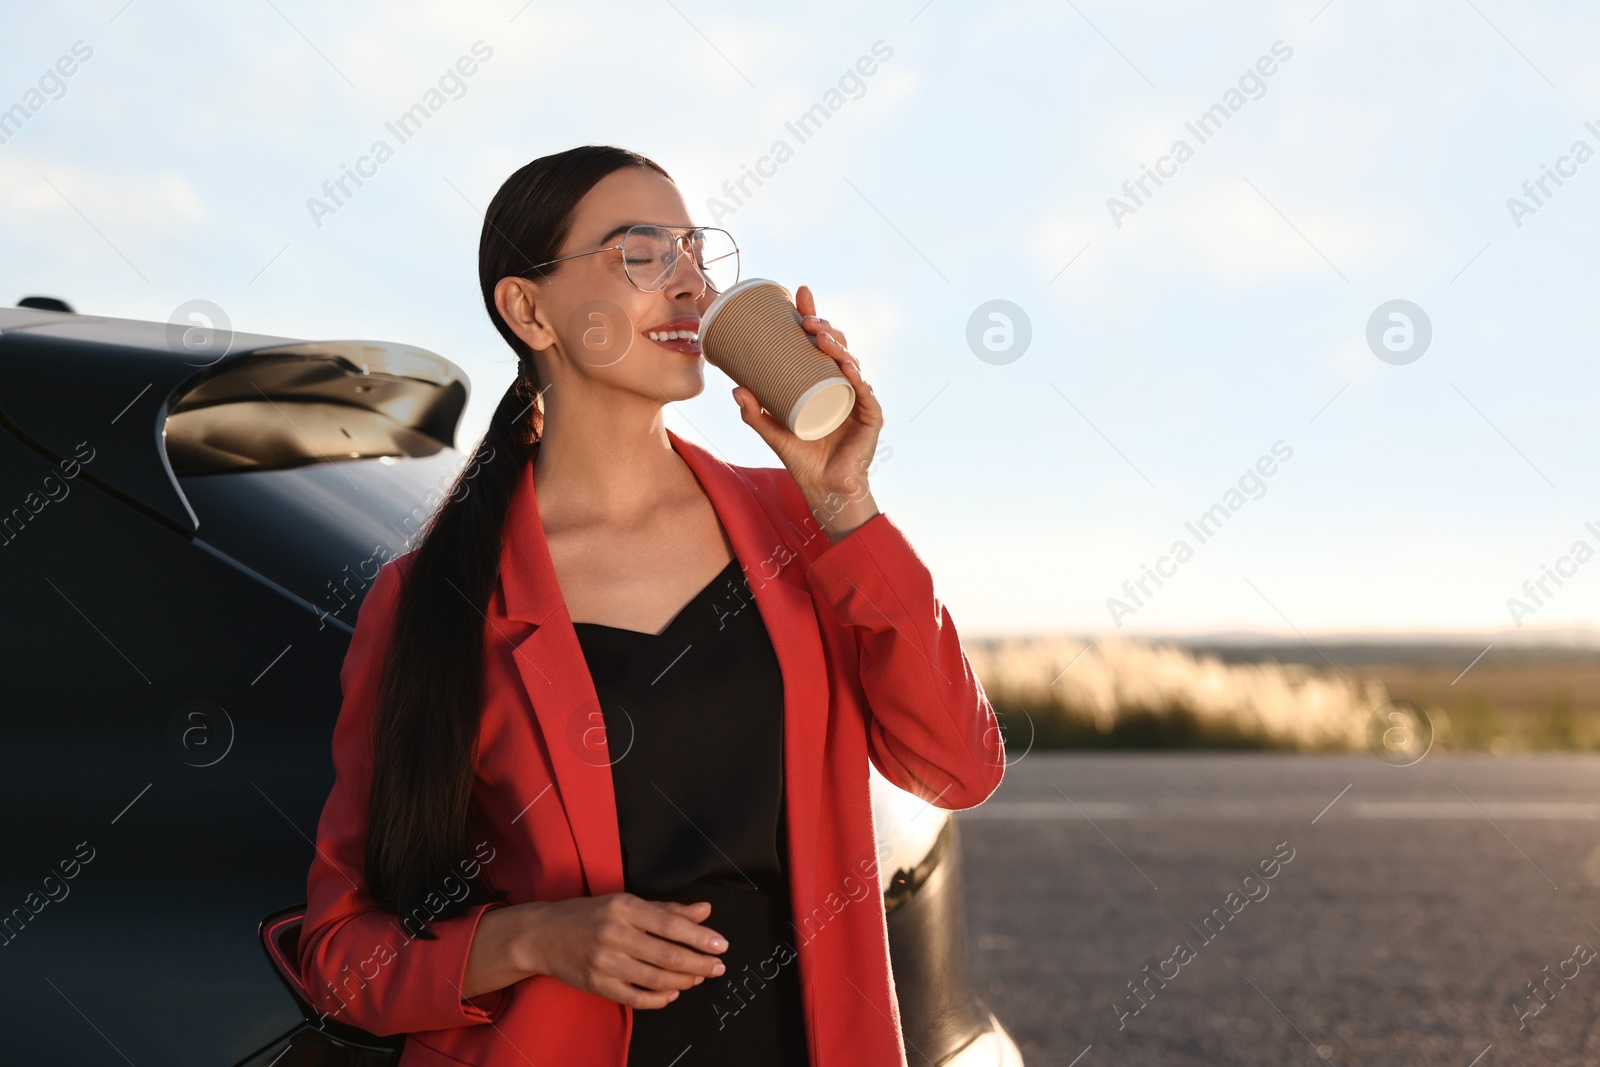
[0, 306, 469, 533]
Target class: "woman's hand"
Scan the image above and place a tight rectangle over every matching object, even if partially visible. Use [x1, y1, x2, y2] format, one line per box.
[732, 284, 885, 542]
[511, 894, 729, 1009]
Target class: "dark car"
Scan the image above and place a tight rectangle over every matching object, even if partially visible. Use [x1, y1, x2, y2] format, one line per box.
[0, 301, 1020, 1066]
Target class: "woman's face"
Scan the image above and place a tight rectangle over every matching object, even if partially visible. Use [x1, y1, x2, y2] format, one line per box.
[499, 166, 721, 408]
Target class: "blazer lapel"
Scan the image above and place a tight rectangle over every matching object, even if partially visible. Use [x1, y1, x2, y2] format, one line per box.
[496, 429, 829, 905]
[499, 453, 625, 896]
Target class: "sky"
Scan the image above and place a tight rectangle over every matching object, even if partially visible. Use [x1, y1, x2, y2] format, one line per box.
[3, 0, 1598, 640]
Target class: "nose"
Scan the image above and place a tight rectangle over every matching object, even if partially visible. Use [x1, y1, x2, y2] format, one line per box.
[662, 235, 711, 298]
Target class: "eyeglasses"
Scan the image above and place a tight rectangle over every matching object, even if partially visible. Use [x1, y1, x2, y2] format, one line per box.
[518, 224, 740, 295]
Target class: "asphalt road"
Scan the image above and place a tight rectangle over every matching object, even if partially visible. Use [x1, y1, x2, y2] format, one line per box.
[952, 753, 1600, 1067]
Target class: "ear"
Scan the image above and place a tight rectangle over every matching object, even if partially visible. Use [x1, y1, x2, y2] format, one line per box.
[494, 276, 556, 351]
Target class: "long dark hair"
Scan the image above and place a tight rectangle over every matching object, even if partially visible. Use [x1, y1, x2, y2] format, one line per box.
[363, 145, 673, 938]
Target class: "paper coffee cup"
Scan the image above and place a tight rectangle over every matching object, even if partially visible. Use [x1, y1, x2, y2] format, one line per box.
[699, 278, 856, 441]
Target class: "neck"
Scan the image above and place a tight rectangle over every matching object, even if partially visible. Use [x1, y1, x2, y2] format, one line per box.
[531, 398, 684, 523]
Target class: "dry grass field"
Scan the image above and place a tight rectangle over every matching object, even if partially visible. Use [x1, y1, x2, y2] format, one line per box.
[1319, 651, 1600, 752]
[963, 635, 1600, 752]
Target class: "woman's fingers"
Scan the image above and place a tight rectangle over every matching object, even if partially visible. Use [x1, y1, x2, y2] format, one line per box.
[611, 949, 708, 992]
[813, 329, 860, 375]
[660, 900, 712, 919]
[804, 330, 869, 401]
[639, 900, 728, 963]
[597, 974, 680, 1010]
[796, 284, 849, 348]
[590, 899, 731, 1009]
[733, 385, 797, 453]
[629, 928, 726, 979]
[802, 315, 849, 351]
[741, 284, 878, 438]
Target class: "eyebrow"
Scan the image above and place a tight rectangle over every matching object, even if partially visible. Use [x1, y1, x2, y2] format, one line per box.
[591, 221, 697, 248]
[596, 222, 646, 246]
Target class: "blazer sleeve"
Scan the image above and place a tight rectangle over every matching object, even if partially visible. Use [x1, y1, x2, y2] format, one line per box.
[803, 509, 1006, 810]
[297, 557, 510, 1035]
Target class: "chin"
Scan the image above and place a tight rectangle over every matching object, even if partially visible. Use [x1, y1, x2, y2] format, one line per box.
[650, 365, 706, 403]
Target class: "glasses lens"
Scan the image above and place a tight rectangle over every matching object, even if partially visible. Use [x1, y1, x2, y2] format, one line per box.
[692, 228, 740, 293]
[621, 227, 672, 290]
[623, 226, 739, 293]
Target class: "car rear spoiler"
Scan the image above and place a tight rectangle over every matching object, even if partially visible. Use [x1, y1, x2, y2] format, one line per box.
[0, 308, 468, 534]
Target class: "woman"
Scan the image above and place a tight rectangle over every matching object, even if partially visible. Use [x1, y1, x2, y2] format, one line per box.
[298, 145, 1005, 1067]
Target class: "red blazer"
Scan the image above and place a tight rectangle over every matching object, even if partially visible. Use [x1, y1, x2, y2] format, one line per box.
[298, 427, 1006, 1067]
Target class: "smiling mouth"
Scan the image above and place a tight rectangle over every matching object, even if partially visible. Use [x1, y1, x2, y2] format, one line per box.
[644, 328, 701, 353]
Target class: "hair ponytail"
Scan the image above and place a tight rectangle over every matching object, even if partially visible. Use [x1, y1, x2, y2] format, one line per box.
[363, 146, 671, 937]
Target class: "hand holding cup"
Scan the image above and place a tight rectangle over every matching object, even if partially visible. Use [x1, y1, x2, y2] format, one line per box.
[724, 283, 884, 539]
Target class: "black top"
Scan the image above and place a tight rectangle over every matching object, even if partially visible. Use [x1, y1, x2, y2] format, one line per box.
[572, 558, 811, 1067]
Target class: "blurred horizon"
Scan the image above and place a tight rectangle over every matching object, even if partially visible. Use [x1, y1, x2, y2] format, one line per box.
[970, 622, 1600, 645]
